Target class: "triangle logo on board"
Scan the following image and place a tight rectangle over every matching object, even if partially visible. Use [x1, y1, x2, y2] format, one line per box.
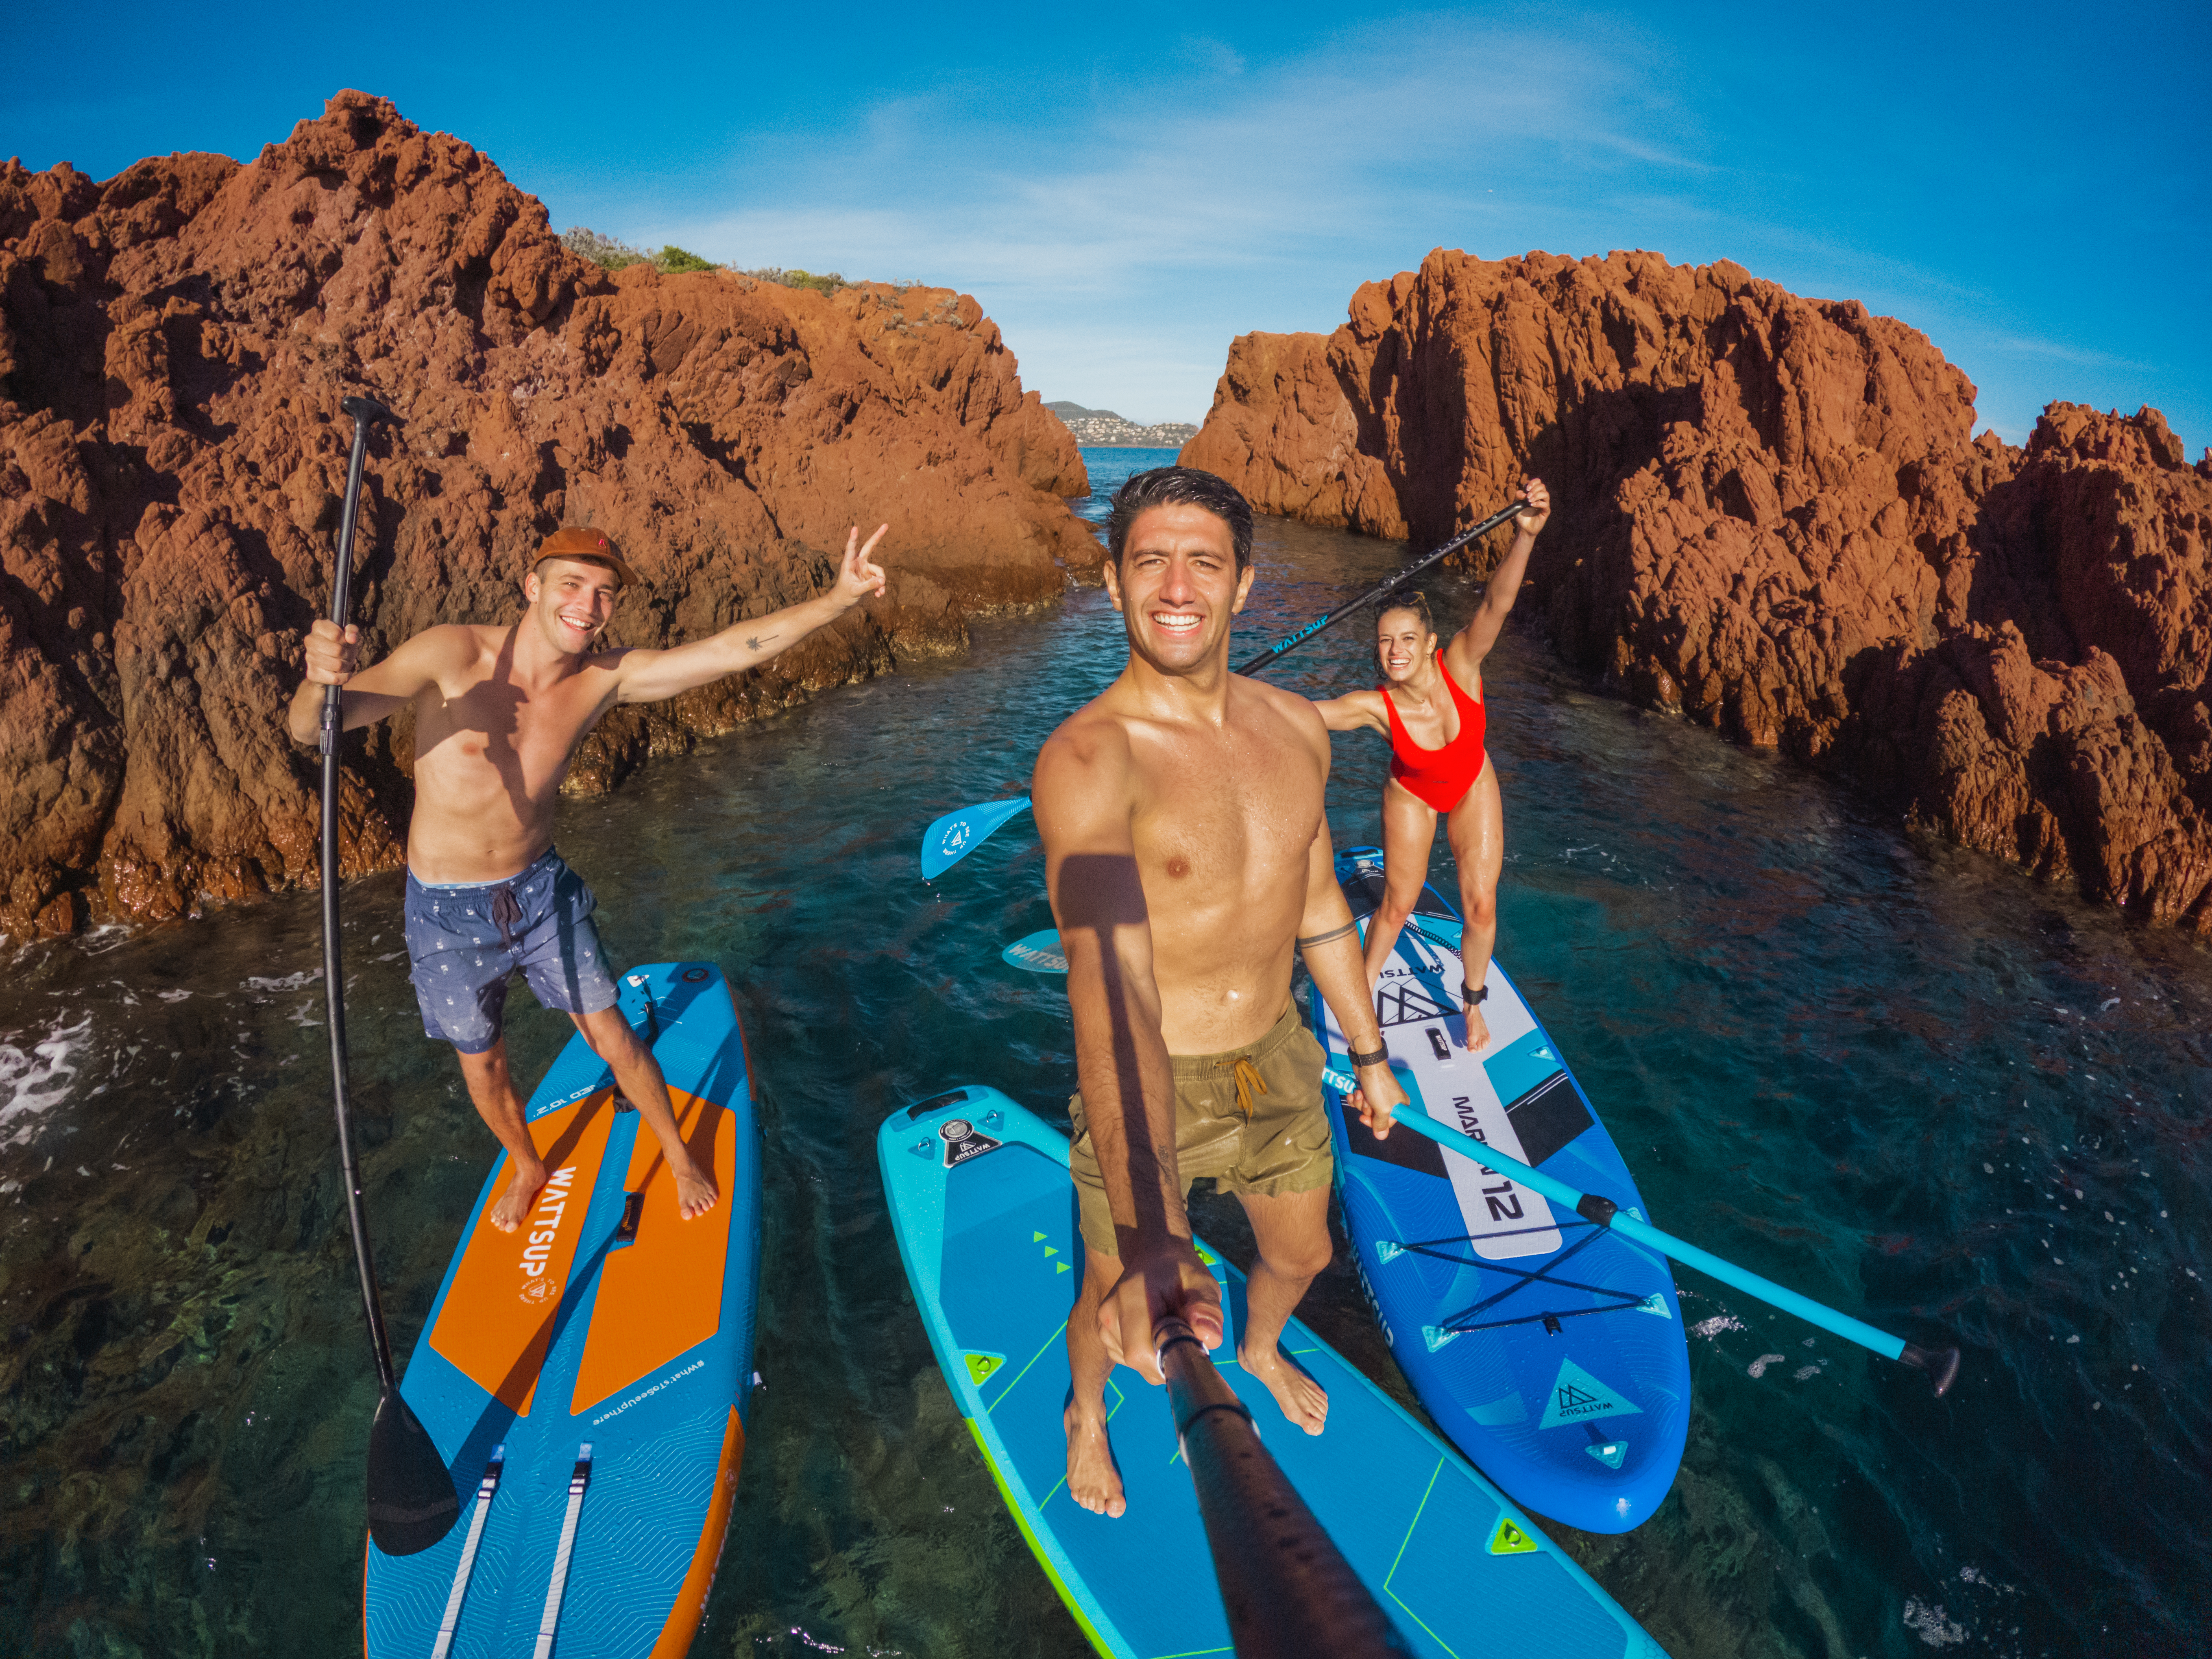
[1488, 1516, 1540, 1555]
[1538, 1358, 1644, 1429]
[964, 1352, 1005, 1386]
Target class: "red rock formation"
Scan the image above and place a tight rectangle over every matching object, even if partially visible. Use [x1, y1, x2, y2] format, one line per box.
[0, 92, 1098, 938]
[1182, 249, 2212, 929]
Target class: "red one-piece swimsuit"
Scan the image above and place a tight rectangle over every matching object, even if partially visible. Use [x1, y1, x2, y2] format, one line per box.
[1382, 652, 1487, 812]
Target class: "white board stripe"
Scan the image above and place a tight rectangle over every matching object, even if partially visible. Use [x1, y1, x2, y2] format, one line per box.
[430, 1446, 503, 1659]
[532, 1444, 593, 1659]
[1323, 915, 1560, 1257]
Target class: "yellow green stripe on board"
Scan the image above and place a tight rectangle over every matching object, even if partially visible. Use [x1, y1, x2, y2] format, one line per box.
[964, 1419, 1112, 1657]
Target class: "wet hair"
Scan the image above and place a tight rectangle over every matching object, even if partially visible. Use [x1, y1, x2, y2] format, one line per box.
[1376, 590, 1437, 639]
[1106, 467, 1254, 573]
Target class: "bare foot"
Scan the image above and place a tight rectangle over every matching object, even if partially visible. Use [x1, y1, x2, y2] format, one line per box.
[674, 1166, 718, 1220]
[1241, 1340, 1328, 1435]
[487, 1155, 549, 1232]
[1064, 1401, 1126, 1516]
[1461, 999, 1492, 1053]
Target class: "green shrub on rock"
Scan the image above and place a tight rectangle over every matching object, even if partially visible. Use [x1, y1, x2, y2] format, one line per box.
[560, 227, 647, 270]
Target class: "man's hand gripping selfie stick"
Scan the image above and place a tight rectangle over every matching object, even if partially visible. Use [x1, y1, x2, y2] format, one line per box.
[318, 395, 462, 1557]
[1318, 1069, 1961, 1395]
[1230, 498, 1526, 676]
[1154, 1320, 1415, 1658]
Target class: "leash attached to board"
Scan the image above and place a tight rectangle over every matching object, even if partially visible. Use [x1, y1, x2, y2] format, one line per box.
[1155, 1320, 1415, 1658]
[317, 394, 462, 1556]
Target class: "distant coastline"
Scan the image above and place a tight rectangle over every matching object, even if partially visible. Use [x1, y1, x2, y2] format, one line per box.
[1045, 400, 1198, 448]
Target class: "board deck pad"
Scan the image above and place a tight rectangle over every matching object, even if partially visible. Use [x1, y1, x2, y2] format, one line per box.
[364, 963, 762, 1659]
[880, 1087, 1669, 1659]
[1311, 849, 1691, 1534]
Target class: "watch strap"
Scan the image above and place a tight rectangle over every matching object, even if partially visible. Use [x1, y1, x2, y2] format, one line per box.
[1347, 1041, 1389, 1069]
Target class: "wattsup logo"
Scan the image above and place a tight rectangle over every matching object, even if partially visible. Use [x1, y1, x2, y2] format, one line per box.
[939, 1116, 1003, 1168]
[940, 824, 970, 857]
[515, 1164, 579, 1301]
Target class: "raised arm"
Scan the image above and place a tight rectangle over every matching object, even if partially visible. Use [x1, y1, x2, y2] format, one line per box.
[611, 525, 888, 706]
[1035, 720, 1224, 1379]
[285, 623, 471, 745]
[1310, 688, 1389, 734]
[1441, 477, 1550, 683]
[1295, 800, 1411, 1138]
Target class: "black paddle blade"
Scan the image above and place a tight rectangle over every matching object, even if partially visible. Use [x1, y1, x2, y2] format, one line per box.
[366, 1386, 461, 1556]
[340, 393, 402, 428]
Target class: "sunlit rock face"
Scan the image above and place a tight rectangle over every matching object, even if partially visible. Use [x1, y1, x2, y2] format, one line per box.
[0, 90, 1098, 937]
[1183, 249, 2212, 929]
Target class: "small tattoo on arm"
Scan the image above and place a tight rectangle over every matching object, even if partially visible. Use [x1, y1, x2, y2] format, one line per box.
[746, 633, 778, 651]
[1296, 920, 1357, 950]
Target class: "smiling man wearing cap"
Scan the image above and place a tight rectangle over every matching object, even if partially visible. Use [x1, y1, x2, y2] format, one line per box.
[286, 522, 889, 1230]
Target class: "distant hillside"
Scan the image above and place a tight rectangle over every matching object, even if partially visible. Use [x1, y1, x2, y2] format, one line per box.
[1044, 401, 1199, 447]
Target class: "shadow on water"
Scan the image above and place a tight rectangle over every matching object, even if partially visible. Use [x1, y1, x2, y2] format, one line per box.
[0, 454, 2205, 1657]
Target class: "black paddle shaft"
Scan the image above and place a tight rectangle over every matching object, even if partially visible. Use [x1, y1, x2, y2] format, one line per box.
[314, 395, 457, 1557]
[321, 394, 400, 1388]
[1156, 1322, 1416, 1659]
[1233, 498, 1527, 677]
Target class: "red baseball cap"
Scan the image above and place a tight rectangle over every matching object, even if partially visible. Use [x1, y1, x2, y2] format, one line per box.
[533, 526, 642, 588]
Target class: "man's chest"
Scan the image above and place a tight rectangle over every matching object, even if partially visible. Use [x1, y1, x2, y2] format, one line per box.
[425, 676, 611, 776]
[1131, 734, 1321, 900]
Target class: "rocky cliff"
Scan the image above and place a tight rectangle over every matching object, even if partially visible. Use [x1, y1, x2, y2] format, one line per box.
[0, 92, 1098, 938]
[1181, 249, 2212, 930]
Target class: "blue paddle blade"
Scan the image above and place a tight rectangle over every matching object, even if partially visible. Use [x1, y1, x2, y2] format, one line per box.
[920, 796, 1033, 879]
[1001, 928, 1067, 974]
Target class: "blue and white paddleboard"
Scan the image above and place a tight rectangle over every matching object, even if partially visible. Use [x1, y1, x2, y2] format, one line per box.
[879, 1084, 1669, 1658]
[1309, 849, 1690, 1534]
[364, 962, 762, 1659]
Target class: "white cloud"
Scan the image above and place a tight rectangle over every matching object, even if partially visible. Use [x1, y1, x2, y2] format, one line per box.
[593, 20, 1719, 419]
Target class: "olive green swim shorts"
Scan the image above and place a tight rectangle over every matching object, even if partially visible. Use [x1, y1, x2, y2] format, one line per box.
[1067, 999, 1333, 1260]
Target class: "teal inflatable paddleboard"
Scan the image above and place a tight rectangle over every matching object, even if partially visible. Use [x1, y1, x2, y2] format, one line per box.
[879, 1084, 1668, 1658]
[364, 962, 761, 1659]
[1309, 849, 1691, 1533]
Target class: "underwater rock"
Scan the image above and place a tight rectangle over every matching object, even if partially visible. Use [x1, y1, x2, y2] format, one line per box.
[0, 92, 1097, 937]
[1183, 249, 2212, 928]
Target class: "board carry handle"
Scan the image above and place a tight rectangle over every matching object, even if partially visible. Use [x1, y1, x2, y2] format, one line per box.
[1155, 1321, 1416, 1659]
[1320, 1070, 1962, 1395]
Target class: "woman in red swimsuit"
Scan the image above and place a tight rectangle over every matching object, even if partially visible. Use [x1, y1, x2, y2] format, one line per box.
[1314, 479, 1549, 1051]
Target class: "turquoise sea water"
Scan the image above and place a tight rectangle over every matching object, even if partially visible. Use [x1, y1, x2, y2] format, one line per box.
[1, 447, 2206, 1657]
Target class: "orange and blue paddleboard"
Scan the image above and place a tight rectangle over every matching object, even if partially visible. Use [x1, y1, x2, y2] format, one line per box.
[364, 962, 761, 1659]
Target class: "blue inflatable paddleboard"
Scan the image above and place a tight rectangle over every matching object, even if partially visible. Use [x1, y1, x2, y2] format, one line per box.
[1308, 849, 1690, 1533]
[879, 1084, 1669, 1658]
[364, 962, 762, 1659]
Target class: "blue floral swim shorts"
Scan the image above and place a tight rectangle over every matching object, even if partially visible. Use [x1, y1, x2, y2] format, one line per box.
[403, 848, 621, 1054]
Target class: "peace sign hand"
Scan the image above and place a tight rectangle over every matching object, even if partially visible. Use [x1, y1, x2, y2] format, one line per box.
[835, 523, 890, 607]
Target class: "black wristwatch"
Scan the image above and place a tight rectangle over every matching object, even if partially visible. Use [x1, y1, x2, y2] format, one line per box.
[1348, 1040, 1389, 1069]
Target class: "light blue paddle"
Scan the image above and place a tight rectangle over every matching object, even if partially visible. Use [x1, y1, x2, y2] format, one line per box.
[1319, 1068, 1962, 1395]
[920, 796, 1032, 879]
[1000, 929, 1067, 974]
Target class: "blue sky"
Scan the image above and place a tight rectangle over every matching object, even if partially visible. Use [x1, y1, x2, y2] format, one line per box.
[12, 2, 2208, 447]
